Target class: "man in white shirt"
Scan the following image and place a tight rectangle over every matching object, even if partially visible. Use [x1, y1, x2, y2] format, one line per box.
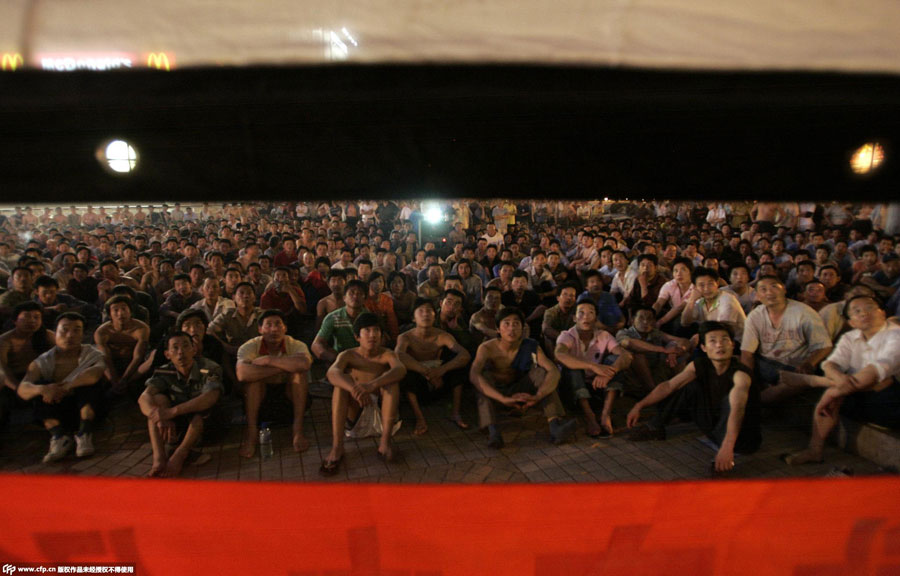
[682, 267, 746, 346]
[481, 222, 504, 248]
[783, 295, 900, 464]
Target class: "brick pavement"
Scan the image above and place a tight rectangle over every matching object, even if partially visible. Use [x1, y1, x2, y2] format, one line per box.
[0, 386, 887, 484]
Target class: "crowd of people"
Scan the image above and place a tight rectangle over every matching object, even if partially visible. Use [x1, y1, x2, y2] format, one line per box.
[0, 199, 897, 478]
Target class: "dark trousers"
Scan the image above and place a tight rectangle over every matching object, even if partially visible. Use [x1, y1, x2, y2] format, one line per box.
[650, 381, 761, 454]
[401, 349, 467, 403]
[841, 381, 900, 429]
[32, 384, 101, 430]
[477, 367, 565, 428]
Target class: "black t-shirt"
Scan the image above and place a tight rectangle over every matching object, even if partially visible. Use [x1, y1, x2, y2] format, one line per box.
[502, 290, 542, 316]
[693, 355, 761, 440]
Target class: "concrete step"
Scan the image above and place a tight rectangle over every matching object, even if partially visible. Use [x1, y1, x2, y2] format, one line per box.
[764, 388, 899, 471]
[836, 418, 900, 472]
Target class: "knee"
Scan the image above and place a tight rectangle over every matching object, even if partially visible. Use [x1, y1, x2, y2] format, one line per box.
[189, 414, 205, 431]
[80, 404, 95, 420]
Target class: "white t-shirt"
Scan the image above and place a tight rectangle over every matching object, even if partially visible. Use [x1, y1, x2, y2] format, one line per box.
[741, 300, 832, 367]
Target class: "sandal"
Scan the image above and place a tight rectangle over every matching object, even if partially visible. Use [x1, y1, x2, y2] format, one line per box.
[319, 455, 343, 476]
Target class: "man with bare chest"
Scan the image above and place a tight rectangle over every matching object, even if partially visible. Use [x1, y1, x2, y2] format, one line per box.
[750, 202, 782, 235]
[469, 307, 577, 448]
[0, 302, 55, 427]
[315, 269, 346, 331]
[396, 298, 472, 436]
[321, 313, 407, 476]
[94, 295, 150, 396]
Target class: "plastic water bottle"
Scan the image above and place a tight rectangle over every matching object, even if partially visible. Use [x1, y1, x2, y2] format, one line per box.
[259, 423, 273, 459]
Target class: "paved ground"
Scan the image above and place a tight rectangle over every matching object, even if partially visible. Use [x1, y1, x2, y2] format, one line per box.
[0, 384, 887, 484]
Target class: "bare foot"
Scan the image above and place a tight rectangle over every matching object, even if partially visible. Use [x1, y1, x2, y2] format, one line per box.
[147, 458, 166, 478]
[782, 449, 824, 466]
[449, 415, 470, 430]
[585, 420, 603, 438]
[165, 452, 186, 478]
[377, 442, 395, 462]
[414, 419, 428, 436]
[292, 432, 310, 453]
[239, 429, 257, 459]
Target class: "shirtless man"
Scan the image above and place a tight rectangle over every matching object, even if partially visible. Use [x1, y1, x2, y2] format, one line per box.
[94, 295, 150, 395]
[321, 313, 407, 475]
[138, 331, 223, 477]
[396, 298, 472, 435]
[0, 302, 55, 426]
[469, 307, 577, 448]
[750, 202, 782, 235]
[316, 269, 346, 331]
[17, 313, 106, 463]
[236, 310, 312, 457]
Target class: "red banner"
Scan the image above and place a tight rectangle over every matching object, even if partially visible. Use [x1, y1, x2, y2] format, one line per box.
[1, 474, 898, 575]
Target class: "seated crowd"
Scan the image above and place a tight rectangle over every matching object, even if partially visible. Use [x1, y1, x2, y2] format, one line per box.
[0, 199, 898, 478]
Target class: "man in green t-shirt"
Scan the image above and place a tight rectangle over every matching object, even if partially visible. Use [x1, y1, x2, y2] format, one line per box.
[312, 280, 371, 363]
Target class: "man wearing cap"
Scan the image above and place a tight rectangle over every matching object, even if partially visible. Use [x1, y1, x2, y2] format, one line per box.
[236, 309, 312, 457]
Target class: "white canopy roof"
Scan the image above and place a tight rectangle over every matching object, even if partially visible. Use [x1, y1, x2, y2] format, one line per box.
[2, 0, 899, 72]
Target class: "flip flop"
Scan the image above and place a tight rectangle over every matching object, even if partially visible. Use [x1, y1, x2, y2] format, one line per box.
[779, 452, 824, 466]
[449, 416, 470, 430]
[319, 455, 343, 476]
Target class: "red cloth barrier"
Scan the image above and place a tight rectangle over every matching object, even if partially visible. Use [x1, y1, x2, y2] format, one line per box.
[1, 474, 898, 575]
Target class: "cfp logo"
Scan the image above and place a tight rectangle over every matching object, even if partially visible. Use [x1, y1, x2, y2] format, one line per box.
[146, 52, 171, 70]
[2, 564, 16, 575]
[1, 53, 23, 71]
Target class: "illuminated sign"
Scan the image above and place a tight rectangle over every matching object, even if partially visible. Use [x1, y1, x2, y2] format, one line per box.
[38, 53, 133, 71]
[1, 53, 23, 71]
[145, 52, 173, 70]
[34, 52, 176, 71]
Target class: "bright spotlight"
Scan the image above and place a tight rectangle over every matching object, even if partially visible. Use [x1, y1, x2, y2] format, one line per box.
[423, 203, 443, 225]
[98, 139, 138, 174]
[850, 142, 885, 175]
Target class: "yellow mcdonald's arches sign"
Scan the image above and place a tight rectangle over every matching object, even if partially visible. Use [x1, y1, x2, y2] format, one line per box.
[146, 52, 172, 70]
[1, 53, 23, 71]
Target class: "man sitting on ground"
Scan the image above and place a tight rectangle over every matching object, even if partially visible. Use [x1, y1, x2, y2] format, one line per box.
[740, 275, 833, 403]
[555, 298, 632, 437]
[321, 313, 406, 475]
[0, 302, 55, 427]
[17, 313, 106, 463]
[782, 295, 900, 465]
[236, 309, 312, 457]
[312, 279, 370, 363]
[138, 331, 223, 477]
[469, 307, 577, 448]
[627, 321, 762, 474]
[94, 295, 150, 396]
[396, 298, 472, 435]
